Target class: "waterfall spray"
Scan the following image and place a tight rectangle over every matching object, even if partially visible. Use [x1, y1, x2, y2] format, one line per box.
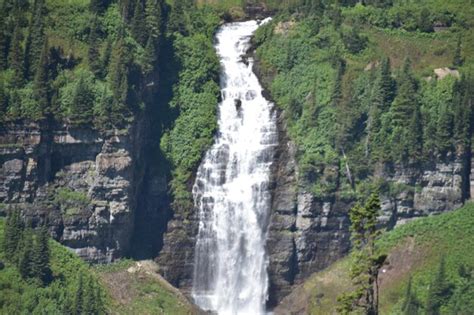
[191, 20, 278, 315]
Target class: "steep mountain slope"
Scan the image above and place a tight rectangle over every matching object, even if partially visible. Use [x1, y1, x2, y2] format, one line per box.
[251, 0, 474, 303]
[0, 218, 196, 314]
[96, 259, 199, 314]
[274, 202, 474, 314]
[0, 0, 473, 310]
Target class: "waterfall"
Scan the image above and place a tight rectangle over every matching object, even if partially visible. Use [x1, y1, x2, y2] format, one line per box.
[191, 20, 278, 315]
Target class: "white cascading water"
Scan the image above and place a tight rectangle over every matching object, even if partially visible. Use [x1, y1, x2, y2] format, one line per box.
[192, 20, 278, 315]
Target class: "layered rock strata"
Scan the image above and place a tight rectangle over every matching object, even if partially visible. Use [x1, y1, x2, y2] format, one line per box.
[0, 122, 147, 263]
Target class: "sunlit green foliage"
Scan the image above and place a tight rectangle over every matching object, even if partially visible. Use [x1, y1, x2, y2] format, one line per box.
[0, 216, 105, 314]
[160, 4, 220, 208]
[255, 0, 473, 199]
[0, 0, 164, 128]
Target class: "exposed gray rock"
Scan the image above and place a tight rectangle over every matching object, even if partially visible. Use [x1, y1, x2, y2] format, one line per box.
[265, 111, 470, 308]
[0, 122, 148, 263]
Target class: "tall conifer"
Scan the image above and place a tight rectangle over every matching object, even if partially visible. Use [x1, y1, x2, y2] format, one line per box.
[426, 257, 452, 315]
[402, 277, 420, 315]
[3, 211, 24, 262]
[99, 38, 112, 79]
[74, 273, 84, 315]
[90, 0, 108, 14]
[24, 0, 46, 79]
[390, 59, 421, 161]
[0, 9, 8, 71]
[0, 80, 8, 119]
[70, 74, 94, 126]
[33, 38, 51, 119]
[88, 16, 102, 76]
[453, 37, 463, 68]
[34, 226, 51, 285]
[18, 228, 35, 280]
[337, 192, 385, 314]
[8, 25, 24, 88]
[145, 0, 161, 40]
[108, 34, 131, 124]
[131, 0, 147, 46]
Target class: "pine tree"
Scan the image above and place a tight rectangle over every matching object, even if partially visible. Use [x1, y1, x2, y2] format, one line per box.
[24, 0, 46, 79]
[332, 60, 344, 107]
[453, 37, 463, 68]
[426, 257, 452, 315]
[83, 276, 94, 314]
[100, 39, 112, 78]
[391, 59, 417, 126]
[418, 8, 433, 33]
[90, 0, 108, 14]
[343, 27, 367, 54]
[18, 228, 35, 280]
[390, 59, 420, 162]
[448, 265, 474, 314]
[119, 0, 133, 21]
[367, 59, 395, 159]
[167, 0, 192, 35]
[436, 100, 453, 156]
[451, 80, 469, 153]
[32, 38, 51, 120]
[379, 57, 396, 109]
[108, 35, 131, 125]
[142, 35, 157, 76]
[402, 277, 420, 315]
[95, 282, 105, 314]
[74, 273, 84, 315]
[88, 16, 102, 76]
[0, 79, 8, 119]
[337, 192, 386, 315]
[367, 86, 382, 157]
[2, 211, 24, 263]
[7, 90, 22, 120]
[34, 226, 51, 285]
[0, 9, 8, 71]
[8, 25, 24, 88]
[406, 103, 423, 160]
[145, 0, 161, 40]
[306, 0, 324, 15]
[131, 0, 148, 46]
[69, 74, 94, 126]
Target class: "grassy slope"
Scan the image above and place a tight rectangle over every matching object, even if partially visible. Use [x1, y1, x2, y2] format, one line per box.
[275, 203, 474, 314]
[0, 218, 92, 313]
[0, 219, 195, 314]
[95, 259, 198, 315]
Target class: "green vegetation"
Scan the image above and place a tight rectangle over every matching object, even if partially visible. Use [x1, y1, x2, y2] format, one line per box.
[55, 187, 91, 217]
[0, 0, 227, 209]
[337, 192, 387, 314]
[96, 259, 196, 314]
[1, 212, 193, 314]
[0, 0, 164, 128]
[0, 214, 105, 314]
[254, 0, 474, 199]
[278, 202, 474, 314]
[375, 203, 474, 314]
[160, 2, 221, 208]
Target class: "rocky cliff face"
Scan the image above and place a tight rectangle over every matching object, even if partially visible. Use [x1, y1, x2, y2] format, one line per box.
[378, 159, 467, 226]
[266, 113, 352, 306]
[155, 203, 198, 292]
[265, 113, 470, 307]
[0, 121, 150, 263]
